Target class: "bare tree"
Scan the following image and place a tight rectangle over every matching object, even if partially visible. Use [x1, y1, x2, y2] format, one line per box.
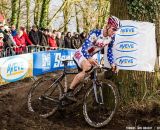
[11, 0, 19, 25]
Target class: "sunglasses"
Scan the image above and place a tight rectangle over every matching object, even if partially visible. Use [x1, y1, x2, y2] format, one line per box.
[112, 28, 118, 31]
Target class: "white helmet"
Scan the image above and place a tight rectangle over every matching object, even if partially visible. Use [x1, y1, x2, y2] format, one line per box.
[107, 16, 121, 29]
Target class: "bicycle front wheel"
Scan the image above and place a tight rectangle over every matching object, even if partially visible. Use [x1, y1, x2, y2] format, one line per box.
[28, 76, 63, 118]
[83, 80, 119, 128]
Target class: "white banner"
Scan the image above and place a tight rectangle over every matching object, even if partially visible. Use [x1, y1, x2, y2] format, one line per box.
[104, 20, 156, 72]
[0, 53, 33, 85]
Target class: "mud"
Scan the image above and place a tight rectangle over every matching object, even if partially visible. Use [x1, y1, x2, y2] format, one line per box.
[0, 73, 159, 130]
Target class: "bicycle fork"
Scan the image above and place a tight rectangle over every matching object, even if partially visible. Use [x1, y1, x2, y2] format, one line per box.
[92, 71, 104, 104]
[93, 81, 104, 104]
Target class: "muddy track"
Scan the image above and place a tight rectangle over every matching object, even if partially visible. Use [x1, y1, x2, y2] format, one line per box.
[0, 73, 159, 130]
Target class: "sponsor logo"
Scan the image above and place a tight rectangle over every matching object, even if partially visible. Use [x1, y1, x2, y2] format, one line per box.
[118, 26, 138, 36]
[1, 57, 29, 82]
[42, 53, 51, 71]
[53, 52, 76, 68]
[116, 56, 137, 67]
[115, 41, 138, 52]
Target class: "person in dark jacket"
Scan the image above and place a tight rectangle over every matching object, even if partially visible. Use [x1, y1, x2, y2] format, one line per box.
[0, 24, 16, 56]
[0, 22, 8, 44]
[71, 33, 82, 49]
[64, 32, 72, 48]
[3, 26, 16, 55]
[56, 32, 65, 48]
[29, 25, 41, 45]
[41, 28, 49, 46]
[79, 31, 87, 44]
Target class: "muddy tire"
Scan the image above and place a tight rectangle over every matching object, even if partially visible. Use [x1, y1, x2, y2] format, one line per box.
[83, 80, 119, 128]
[28, 76, 63, 118]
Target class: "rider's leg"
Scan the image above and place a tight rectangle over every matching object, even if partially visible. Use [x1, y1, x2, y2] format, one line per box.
[65, 59, 92, 102]
[69, 59, 92, 90]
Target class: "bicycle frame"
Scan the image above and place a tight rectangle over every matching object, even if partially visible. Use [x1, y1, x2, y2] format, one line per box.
[42, 61, 78, 97]
[42, 60, 105, 105]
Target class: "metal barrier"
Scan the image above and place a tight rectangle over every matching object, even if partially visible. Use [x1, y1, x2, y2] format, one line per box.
[0, 45, 73, 58]
[0, 49, 5, 58]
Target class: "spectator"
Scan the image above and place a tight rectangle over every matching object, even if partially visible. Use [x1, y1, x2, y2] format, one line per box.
[64, 32, 72, 48]
[41, 28, 49, 46]
[56, 32, 65, 48]
[71, 33, 81, 49]
[79, 31, 87, 44]
[0, 33, 4, 52]
[4, 26, 16, 55]
[48, 32, 57, 49]
[0, 22, 4, 33]
[0, 22, 7, 44]
[20, 26, 32, 46]
[52, 29, 57, 34]
[11, 24, 17, 37]
[61, 32, 65, 39]
[72, 32, 76, 37]
[29, 25, 41, 45]
[13, 29, 26, 54]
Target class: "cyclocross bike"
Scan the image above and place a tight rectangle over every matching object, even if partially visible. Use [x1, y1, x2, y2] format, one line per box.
[27, 58, 119, 128]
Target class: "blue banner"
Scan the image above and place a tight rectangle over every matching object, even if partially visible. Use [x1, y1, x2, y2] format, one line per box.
[33, 49, 76, 76]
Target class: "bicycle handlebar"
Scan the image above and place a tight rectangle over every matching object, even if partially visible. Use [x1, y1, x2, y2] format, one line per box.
[88, 65, 111, 74]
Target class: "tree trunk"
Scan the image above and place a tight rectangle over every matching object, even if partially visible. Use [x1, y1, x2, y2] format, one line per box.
[34, 0, 41, 26]
[26, 0, 30, 32]
[110, 0, 160, 103]
[63, 1, 70, 32]
[11, 0, 19, 25]
[75, 4, 80, 33]
[0, 0, 8, 18]
[97, 0, 110, 29]
[16, 0, 21, 29]
[82, 0, 91, 33]
[110, 0, 129, 20]
[39, 0, 50, 28]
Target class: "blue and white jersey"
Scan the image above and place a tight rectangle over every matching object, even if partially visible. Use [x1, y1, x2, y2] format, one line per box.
[79, 29, 115, 65]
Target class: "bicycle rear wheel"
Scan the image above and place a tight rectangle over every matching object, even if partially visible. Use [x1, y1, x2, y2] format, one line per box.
[83, 80, 119, 128]
[28, 76, 63, 118]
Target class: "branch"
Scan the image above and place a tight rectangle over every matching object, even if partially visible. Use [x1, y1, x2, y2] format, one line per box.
[47, 1, 67, 26]
[57, 15, 73, 31]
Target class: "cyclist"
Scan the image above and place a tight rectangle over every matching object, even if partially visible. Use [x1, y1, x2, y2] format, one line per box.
[66, 16, 121, 101]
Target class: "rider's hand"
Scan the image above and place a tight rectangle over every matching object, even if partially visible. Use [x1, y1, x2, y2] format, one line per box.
[88, 58, 98, 66]
[111, 64, 119, 73]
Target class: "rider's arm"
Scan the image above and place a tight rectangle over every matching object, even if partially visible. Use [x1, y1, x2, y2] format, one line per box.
[81, 30, 101, 59]
[107, 36, 118, 72]
[107, 35, 115, 66]
[81, 42, 92, 59]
